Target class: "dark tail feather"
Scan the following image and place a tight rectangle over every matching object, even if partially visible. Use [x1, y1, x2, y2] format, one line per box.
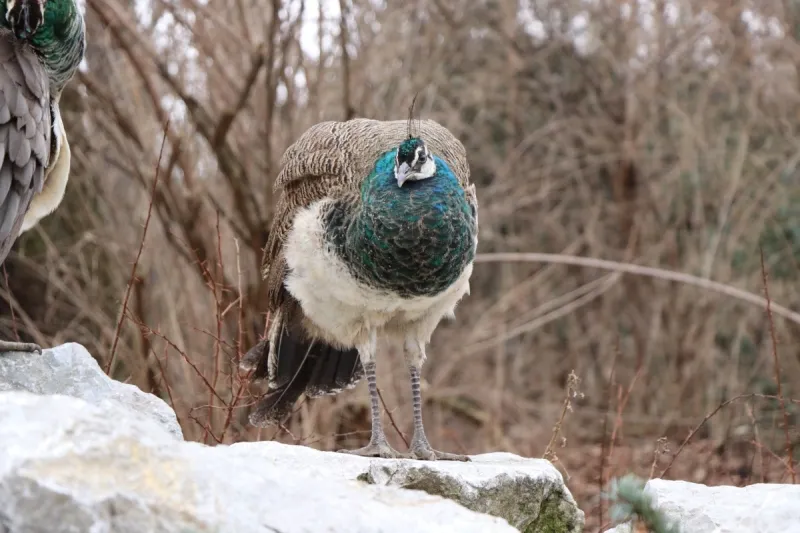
[304, 341, 363, 398]
[248, 366, 314, 427]
[247, 313, 363, 428]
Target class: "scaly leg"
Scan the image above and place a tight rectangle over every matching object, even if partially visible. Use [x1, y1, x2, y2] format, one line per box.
[338, 331, 405, 459]
[0, 340, 41, 354]
[405, 339, 469, 461]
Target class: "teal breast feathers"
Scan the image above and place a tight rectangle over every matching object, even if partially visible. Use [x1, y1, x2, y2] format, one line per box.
[324, 150, 477, 298]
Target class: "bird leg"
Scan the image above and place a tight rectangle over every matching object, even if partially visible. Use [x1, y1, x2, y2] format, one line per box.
[337, 333, 405, 459]
[405, 339, 470, 461]
[0, 340, 41, 355]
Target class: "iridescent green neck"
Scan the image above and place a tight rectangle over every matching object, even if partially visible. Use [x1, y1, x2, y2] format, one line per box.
[14, 0, 85, 91]
[324, 150, 477, 298]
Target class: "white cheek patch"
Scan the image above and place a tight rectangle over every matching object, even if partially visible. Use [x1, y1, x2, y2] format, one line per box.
[419, 157, 436, 178]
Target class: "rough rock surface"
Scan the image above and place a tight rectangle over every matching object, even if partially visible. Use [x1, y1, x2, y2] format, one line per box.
[0, 343, 182, 439]
[231, 442, 584, 533]
[606, 478, 800, 533]
[0, 343, 585, 532]
[0, 392, 522, 533]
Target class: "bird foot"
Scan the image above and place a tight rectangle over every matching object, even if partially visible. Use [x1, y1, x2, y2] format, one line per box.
[337, 441, 408, 459]
[0, 341, 42, 355]
[409, 438, 470, 461]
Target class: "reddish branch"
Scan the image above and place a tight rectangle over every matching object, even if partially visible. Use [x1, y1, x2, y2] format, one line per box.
[760, 247, 796, 483]
[106, 119, 170, 375]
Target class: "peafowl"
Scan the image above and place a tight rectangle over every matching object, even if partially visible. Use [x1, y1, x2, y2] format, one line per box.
[0, 0, 85, 353]
[243, 117, 479, 461]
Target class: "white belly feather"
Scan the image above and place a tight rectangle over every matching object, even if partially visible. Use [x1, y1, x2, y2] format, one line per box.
[284, 200, 473, 348]
[20, 106, 70, 234]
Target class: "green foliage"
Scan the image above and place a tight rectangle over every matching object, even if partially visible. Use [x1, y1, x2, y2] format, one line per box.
[604, 475, 681, 533]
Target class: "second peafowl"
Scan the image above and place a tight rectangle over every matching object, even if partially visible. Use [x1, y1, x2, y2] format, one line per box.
[244, 117, 479, 461]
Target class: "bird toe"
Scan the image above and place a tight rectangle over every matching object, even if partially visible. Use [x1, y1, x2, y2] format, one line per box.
[337, 442, 406, 459]
[0, 341, 42, 355]
[408, 439, 470, 461]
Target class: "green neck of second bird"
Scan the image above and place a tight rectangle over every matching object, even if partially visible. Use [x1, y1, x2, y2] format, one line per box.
[326, 151, 477, 299]
[29, 0, 85, 92]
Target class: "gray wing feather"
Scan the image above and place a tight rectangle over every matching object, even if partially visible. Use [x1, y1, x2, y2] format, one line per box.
[0, 94, 8, 123]
[0, 31, 51, 264]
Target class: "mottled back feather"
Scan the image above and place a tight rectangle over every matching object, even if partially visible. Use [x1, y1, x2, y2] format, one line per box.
[262, 118, 477, 311]
[0, 30, 50, 264]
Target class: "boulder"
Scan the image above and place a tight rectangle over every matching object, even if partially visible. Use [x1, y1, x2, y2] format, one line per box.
[605, 478, 800, 533]
[0, 342, 182, 439]
[0, 343, 585, 532]
[230, 442, 584, 532]
[0, 391, 524, 533]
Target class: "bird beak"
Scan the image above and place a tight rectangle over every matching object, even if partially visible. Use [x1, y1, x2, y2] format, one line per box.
[395, 162, 412, 187]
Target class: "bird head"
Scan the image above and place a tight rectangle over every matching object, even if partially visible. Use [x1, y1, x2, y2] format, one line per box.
[394, 137, 436, 187]
[5, 0, 46, 40]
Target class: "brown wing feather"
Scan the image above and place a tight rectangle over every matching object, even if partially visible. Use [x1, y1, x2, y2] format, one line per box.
[0, 32, 50, 264]
[262, 118, 475, 311]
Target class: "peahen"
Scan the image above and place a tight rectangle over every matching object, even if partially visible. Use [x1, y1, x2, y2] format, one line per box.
[0, 0, 85, 353]
[243, 118, 479, 461]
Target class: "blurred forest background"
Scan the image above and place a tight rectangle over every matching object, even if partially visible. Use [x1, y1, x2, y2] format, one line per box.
[2, 0, 800, 529]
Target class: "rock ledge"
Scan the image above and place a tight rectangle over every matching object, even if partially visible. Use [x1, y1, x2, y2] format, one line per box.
[0, 344, 584, 533]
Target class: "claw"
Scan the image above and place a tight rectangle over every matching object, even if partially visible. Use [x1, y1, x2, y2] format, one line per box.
[409, 436, 470, 461]
[409, 448, 471, 461]
[337, 441, 408, 459]
[0, 341, 42, 354]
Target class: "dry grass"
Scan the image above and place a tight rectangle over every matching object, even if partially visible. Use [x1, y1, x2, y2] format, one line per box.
[2, 0, 800, 530]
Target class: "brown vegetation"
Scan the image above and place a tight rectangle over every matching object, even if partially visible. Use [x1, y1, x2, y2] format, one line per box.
[2, 0, 799, 530]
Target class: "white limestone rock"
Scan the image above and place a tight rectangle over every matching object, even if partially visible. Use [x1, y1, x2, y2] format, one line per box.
[0, 342, 182, 439]
[229, 442, 584, 532]
[605, 478, 800, 533]
[0, 391, 525, 533]
[0, 342, 585, 532]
